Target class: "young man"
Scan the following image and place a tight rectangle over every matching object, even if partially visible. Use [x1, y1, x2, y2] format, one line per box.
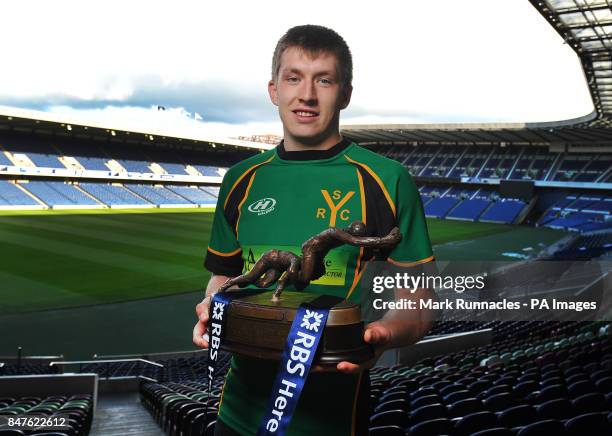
[193, 25, 436, 435]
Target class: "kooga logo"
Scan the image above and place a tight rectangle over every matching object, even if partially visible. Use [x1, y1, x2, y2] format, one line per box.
[247, 197, 276, 216]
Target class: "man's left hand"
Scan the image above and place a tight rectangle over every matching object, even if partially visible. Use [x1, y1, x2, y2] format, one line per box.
[336, 321, 392, 374]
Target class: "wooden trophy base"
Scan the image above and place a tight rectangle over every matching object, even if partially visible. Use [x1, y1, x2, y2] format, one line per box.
[220, 290, 373, 367]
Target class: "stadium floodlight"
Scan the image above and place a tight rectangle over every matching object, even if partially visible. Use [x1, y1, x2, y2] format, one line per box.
[212, 143, 216, 148]
[66, 124, 72, 131]
[149, 135, 154, 141]
[111, 130, 116, 136]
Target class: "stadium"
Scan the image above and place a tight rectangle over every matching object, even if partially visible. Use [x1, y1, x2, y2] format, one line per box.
[0, 1, 611, 435]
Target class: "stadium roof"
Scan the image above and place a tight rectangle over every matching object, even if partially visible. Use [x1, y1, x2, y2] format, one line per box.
[530, 0, 612, 126]
[342, 113, 612, 145]
[0, 106, 271, 152]
[344, 1, 612, 146]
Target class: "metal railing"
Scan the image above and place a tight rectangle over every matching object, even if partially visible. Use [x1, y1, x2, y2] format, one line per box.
[50, 358, 164, 380]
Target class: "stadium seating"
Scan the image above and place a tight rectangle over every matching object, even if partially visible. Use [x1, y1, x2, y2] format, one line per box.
[446, 199, 491, 221]
[123, 184, 194, 205]
[425, 197, 461, 218]
[0, 152, 13, 166]
[0, 394, 93, 436]
[0, 181, 222, 208]
[192, 165, 226, 177]
[2, 141, 63, 169]
[78, 354, 216, 382]
[78, 183, 151, 206]
[379, 143, 611, 183]
[0, 181, 40, 206]
[418, 184, 528, 224]
[158, 162, 190, 175]
[539, 195, 611, 232]
[0, 364, 59, 377]
[201, 186, 220, 197]
[479, 199, 526, 224]
[19, 181, 99, 207]
[2, 138, 231, 178]
[135, 322, 612, 435]
[166, 185, 218, 205]
[553, 232, 612, 260]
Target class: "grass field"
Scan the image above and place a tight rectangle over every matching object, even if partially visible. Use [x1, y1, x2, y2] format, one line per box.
[0, 208, 215, 314]
[0, 208, 564, 315]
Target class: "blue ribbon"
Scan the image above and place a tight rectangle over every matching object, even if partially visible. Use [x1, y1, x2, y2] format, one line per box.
[206, 291, 236, 394]
[256, 303, 330, 436]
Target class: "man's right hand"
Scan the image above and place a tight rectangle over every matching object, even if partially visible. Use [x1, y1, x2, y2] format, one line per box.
[192, 274, 233, 349]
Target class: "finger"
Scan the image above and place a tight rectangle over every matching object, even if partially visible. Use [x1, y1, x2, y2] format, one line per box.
[192, 322, 209, 349]
[196, 300, 211, 322]
[364, 325, 390, 345]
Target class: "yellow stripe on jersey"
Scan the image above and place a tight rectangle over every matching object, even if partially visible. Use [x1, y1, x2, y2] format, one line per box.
[224, 154, 275, 210]
[355, 168, 366, 225]
[207, 246, 242, 257]
[344, 155, 396, 217]
[235, 171, 257, 239]
[387, 254, 435, 267]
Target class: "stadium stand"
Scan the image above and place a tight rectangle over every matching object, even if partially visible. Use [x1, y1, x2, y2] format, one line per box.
[201, 186, 220, 197]
[0, 181, 40, 206]
[425, 196, 461, 219]
[2, 135, 231, 178]
[132, 321, 612, 435]
[166, 185, 218, 205]
[0, 363, 59, 376]
[419, 184, 529, 224]
[0, 151, 14, 166]
[479, 199, 527, 224]
[553, 232, 612, 260]
[446, 198, 492, 221]
[538, 195, 611, 232]
[0, 394, 94, 435]
[78, 183, 152, 207]
[123, 184, 195, 206]
[157, 161, 190, 175]
[378, 143, 612, 184]
[192, 165, 226, 177]
[2, 140, 64, 169]
[20, 181, 100, 207]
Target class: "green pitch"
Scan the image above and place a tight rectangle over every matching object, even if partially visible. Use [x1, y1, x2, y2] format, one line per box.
[0, 208, 215, 315]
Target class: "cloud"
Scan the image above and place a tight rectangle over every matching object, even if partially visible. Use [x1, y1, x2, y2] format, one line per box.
[0, 76, 277, 125]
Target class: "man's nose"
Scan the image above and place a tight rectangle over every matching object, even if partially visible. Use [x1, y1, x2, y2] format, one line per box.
[299, 80, 317, 105]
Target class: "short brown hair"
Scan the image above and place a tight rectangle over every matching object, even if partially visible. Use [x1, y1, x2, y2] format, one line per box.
[271, 25, 353, 92]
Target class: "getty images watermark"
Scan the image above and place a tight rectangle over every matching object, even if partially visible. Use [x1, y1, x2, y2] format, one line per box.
[371, 272, 487, 310]
[362, 260, 611, 321]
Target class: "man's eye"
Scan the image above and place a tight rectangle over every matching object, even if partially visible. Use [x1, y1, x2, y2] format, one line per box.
[319, 78, 333, 85]
[287, 77, 299, 83]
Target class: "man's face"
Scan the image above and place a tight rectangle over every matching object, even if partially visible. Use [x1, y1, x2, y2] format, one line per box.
[269, 46, 352, 148]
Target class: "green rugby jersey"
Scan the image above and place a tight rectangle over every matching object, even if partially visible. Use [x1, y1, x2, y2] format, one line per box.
[204, 138, 433, 436]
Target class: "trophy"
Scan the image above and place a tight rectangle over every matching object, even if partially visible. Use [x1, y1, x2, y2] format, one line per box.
[213, 221, 402, 367]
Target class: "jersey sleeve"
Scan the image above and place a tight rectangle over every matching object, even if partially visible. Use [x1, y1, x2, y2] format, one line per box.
[387, 167, 434, 266]
[203, 173, 244, 277]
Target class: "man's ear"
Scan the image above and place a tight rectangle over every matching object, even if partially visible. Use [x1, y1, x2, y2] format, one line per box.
[268, 79, 279, 106]
[340, 84, 353, 110]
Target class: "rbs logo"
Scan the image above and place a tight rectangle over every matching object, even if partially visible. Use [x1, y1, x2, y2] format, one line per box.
[248, 197, 276, 216]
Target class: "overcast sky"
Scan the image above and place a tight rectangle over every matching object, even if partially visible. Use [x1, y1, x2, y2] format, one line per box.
[0, 0, 595, 138]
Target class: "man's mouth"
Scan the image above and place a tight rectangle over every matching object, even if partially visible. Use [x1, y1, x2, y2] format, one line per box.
[293, 110, 319, 118]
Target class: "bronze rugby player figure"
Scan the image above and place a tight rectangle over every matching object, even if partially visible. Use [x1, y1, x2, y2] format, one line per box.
[217, 221, 402, 300]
